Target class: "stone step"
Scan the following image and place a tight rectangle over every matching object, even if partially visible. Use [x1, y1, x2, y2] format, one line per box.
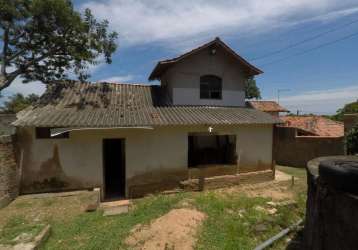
[100, 200, 131, 216]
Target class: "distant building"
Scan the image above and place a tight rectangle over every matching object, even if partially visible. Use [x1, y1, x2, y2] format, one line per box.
[275, 116, 344, 167]
[280, 116, 344, 137]
[247, 101, 288, 117]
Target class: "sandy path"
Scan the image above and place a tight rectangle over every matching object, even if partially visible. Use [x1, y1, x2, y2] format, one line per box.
[125, 208, 206, 250]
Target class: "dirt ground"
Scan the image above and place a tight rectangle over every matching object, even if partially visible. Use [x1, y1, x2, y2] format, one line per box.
[125, 208, 207, 250]
[213, 170, 295, 201]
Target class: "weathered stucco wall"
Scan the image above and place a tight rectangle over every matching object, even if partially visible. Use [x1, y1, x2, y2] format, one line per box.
[0, 135, 19, 207]
[162, 46, 247, 106]
[16, 124, 273, 197]
[275, 127, 344, 168]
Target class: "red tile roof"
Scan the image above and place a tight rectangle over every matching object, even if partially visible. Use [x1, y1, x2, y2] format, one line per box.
[248, 101, 288, 112]
[280, 116, 344, 137]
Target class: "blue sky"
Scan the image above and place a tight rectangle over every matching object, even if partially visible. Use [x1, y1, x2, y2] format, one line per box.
[2, 0, 358, 114]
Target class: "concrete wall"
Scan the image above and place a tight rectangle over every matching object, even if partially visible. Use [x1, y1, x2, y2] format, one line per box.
[0, 135, 19, 207]
[275, 127, 344, 168]
[161, 46, 247, 106]
[16, 124, 273, 198]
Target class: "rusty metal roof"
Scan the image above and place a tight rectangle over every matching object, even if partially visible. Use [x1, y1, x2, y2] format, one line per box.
[247, 101, 289, 112]
[14, 81, 280, 127]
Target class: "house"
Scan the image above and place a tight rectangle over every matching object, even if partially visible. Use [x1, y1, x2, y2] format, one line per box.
[280, 116, 344, 137]
[12, 37, 280, 200]
[275, 115, 344, 167]
[247, 101, 288, 117]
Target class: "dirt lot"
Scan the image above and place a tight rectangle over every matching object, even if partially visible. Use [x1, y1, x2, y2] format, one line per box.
[0, 166, 307, 250]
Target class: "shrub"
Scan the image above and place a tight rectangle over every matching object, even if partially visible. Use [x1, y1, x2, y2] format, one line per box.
[346, 124, 358, 155]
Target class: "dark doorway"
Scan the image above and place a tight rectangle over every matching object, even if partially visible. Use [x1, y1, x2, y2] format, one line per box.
[103, 139, 125, 200]
[188, 134, 237, 167]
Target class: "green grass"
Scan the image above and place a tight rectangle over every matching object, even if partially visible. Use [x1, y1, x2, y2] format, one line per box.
[0, 215, 43, 245]
[0, 165, 307, 249]
[43, 193, 187, 250]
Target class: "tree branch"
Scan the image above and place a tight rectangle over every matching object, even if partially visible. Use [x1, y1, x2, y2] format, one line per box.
[1, 26, 9, 76]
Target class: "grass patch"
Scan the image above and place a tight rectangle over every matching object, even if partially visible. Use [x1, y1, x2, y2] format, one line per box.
[0, 215, 43, 245]
[0, 166, 307, 249]
[42, 193, 187, 250]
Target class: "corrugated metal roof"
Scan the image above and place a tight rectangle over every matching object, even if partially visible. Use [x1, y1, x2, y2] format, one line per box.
[14, 81, 281, 127]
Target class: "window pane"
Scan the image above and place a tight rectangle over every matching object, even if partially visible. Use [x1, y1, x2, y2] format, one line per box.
[200, 89, 210, 99]
[200, 75, 222, 100]
[210, 91, 221, 99]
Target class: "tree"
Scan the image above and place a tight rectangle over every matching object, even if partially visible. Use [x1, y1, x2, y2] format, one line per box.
[346, 124, 358, 155]
[245, 78, 261, 99]
[0, 0, 118, 92]
[2, 93, 39, 113]
[332, 100, 358, 121]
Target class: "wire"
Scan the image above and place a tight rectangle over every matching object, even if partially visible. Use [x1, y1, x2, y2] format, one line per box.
[259, 31, 358, 67]
[250, 18, 358, 61]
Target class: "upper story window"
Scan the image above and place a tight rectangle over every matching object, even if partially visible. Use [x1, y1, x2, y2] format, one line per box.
[200, 75, 222, 99]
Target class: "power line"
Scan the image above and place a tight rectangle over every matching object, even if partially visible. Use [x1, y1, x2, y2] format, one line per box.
[250, 18, 358, 61]
[259, 30, 358, 67]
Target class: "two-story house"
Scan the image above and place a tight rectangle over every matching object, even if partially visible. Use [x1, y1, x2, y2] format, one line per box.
[13, 38, 280, 200]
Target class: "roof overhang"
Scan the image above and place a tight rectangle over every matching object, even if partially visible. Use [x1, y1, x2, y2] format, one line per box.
[50, 126, 154, 137]
[149, 37, 263, 81]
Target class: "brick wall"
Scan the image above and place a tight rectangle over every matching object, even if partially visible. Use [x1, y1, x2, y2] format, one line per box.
[0, 135, 19, 207]
[0, 114, 16, 135]
[275, 127, 344, 168]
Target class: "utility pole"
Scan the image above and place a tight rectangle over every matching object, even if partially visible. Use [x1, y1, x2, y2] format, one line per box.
[277, 89, 290, 104]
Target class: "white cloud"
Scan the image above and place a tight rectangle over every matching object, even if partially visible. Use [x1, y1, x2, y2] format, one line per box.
[278, 85, 358, 114]
[1, 77, 46, 97]
[100, 75, 135, 83]
[81, 0, 358, 48]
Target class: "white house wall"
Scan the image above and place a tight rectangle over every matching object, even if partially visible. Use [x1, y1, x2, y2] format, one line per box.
[16, 124, 273, 197]
[162, 47, 247, 106]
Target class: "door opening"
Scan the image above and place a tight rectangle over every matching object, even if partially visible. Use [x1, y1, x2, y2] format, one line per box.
[103, 139, 125, 200]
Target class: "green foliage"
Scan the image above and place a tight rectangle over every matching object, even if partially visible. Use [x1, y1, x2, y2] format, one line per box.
[346, 124, 358, 155]
[245, 78, 261, 99]
[332, 100, 358, 121]
[2, 93, 39, 113]
[0, 0, 118, 90]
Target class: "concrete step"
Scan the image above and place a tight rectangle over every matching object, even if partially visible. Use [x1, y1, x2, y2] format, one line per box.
[100, 200, 131, 216]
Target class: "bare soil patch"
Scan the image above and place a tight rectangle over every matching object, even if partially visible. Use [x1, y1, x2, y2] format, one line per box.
[215, 170, 295, 201]
[125, 208, 206, 250]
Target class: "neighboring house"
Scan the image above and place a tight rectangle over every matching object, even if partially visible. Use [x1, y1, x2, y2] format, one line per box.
[247, 101, 288, 117]
[275, 116, 344, 167]
[13, 37, 280, 200]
